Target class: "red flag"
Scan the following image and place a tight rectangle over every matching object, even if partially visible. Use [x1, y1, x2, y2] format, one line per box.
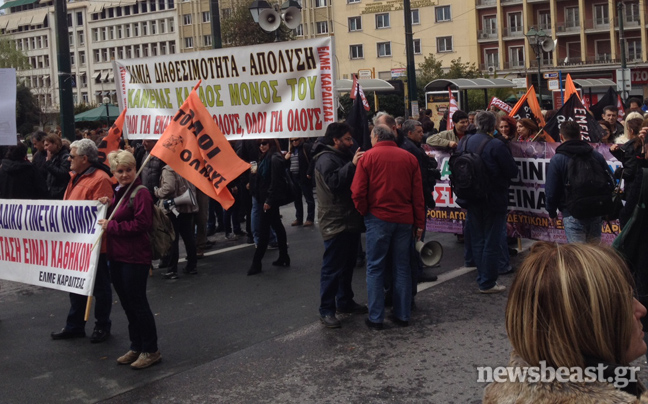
[350, 74, 370, 111]
[97, 108, 127, 168]
[617, 95, 626, 121]
[446, 88, 458, 131]
[150, 83, 250, 210]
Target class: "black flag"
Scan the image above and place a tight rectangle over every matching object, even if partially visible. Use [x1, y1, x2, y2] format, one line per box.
[544, 93, 604, 142]
[589, 87, 619, 121]
[346, 82, 371, 150]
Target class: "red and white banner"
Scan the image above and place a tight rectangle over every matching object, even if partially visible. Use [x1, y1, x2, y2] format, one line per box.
[488, 97, 512, 114]
[446, 88, 458, 131]
[350, 74, 370, 111]
[0, 199, 107, 295]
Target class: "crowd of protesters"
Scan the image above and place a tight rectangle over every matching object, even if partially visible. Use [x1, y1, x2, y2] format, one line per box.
[3, 94, 648, 380]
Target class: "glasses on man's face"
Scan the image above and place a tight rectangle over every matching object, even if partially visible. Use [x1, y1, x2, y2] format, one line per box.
[68, 154, 83, 159]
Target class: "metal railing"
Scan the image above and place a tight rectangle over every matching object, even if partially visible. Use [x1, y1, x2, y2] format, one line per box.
[503, 27, 524, 37]
[478, 29, 498, 40]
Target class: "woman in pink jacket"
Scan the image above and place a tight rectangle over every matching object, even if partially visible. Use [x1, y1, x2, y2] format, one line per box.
[98, 150, 161, 370]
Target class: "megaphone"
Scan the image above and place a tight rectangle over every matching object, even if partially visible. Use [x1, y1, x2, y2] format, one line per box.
[541, 38, 556, 52]
[415, 240, 443, 267]
[282, 6, 302, 29]
[174, 189, 197, 207]
[259, 8, 281, 32]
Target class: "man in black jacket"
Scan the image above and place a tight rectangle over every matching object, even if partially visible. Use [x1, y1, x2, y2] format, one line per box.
[313, 123, 367, 328]
[285, 137, 315, 227]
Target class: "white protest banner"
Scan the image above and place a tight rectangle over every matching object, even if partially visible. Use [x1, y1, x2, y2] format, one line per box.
[114, 37, 336, 140]
[0, 199, 107, 295]
[0, 68, 17, 146]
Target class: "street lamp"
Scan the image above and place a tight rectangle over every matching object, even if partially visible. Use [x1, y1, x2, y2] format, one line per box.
[249, 0, 302, 41]
[102, 96, 111, 127]
[525, 27, 550, 108]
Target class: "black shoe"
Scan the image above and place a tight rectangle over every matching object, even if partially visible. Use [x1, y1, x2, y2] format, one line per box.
[246, 236, 254, 244]
[389, 315, 409, 327]
[336, 302, 368, 315]
[90, 329, 110, 343]
[200, 241, 215, 250]
[206, 227, 216, 237]
[417, 274, 438, 283]
[247, 263, 262, 276]
[268, 242, 279, 250]
[234, 230, 247, 236]
[320, 314, 341, 328]
[51, 328, 86, 340]
[365, 318, 384, 330]
[272, 255, 290, 267]
[163, 271, 179, 280]
[182, 266, 198, 275]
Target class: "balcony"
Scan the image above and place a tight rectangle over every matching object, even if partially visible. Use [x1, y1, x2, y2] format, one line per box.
[478, 29, 498, 41]
[529, 59, 554, 68]
[558, 56, 582, 66]
[504, 61, 525, 69]
[480, 63, 500, 71]
[503, 27, 524, 38]
[555, 21, 581, 34]
[538, 22, 551, 31]
[501, 0, 523, 3]
[584, 17, 610, 31]
[476, 0, 496, 8]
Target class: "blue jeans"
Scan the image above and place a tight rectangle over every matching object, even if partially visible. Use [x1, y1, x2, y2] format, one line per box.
[224, 199, 241, 235]
[319, 232, 360, 317]
[110, 261, 158, 353]
[66, 253, 112, 332]
[251, 197, 277, 245]
[365, 213, 412, 323]
[498, 220, 512, 274]
[563, 215, 602, 244]
[467, 206, 507, 290]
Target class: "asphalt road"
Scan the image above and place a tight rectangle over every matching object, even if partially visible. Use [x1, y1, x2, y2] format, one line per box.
[4, 206, 638, 403]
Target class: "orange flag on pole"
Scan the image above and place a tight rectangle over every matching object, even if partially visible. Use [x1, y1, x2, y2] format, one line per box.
[150, 83, 250, 210]
[509, 86, 546, 127]
[564, 74, 580, 101]
[97, 107, 127, 168]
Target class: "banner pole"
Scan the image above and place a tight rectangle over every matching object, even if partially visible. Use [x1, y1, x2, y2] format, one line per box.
[84, 296, 93, 321]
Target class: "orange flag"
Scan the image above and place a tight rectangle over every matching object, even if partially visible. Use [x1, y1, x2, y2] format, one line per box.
[564, 74, 580, 101]
[150, 83, 250, 210]
[509, 86, 546, 127]
[97, 108, 127, 168]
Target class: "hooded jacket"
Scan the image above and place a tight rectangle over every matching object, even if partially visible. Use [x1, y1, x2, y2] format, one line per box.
[0, 158, 48, 199]
[44, 148, 71, 200]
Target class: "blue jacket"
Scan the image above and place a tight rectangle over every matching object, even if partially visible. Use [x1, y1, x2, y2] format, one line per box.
[456, 132, 519, 213]
[545, 139, 613, 218]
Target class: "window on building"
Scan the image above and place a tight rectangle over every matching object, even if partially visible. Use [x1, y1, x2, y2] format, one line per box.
[82, 92, 88, 103]
[116, 7, 122, 16]
[151, 43, 158, 56]
[109, 27, 114, 40]
[183, 14, 191, 25]
[77, 31, 84, 45]
[134, 46, 140, 58]
[626, 2, 640, 23]
[350, 44, 363, 59]
[628, 38, 642, 60]
[69, 32, 74, 46]
[160, 42, 167, 55]
[151, 21, 157, 34]
[70, 53, 75, 65]
[108, 8, 114, 18]
[316, 21, 328, 34]
[92, 28, 99, 41]
[160, 20, 166, 33]
[150, 0, 156, 11]
[117, 25, 123, 38]
[117, 47, 123, 58]
[169, 18, 174, 32]
[185, 37, 193, 48]
[134, 23, 139, 36]
[509, 46, 524, 67]
[294, 24, 303, 36]
[141, 2, 147, 12]
[170, 41, 176, 53]
[410, 9, 420, 25]
[204, 35, 212, 47]
[594, 4, 609, 26]
[377, 41, 391, 57]
[76, 11, 83, 25]
[202, 11, 210, 23]
[159, 0, 165, 10]
[143, 44, 149, 57]
[565, 7, 579, 28]
[347, 0, 359, 3]
[79, 51, 85, 65]
[101, 48, 108, 61]
[126, 24, 131, 37]
[94, 49, 100, 62]
[436, 36, 452, 52]
[348, 16, 361, 31]
[101, 27, 107, 40]
[67, 13, 72, 27]
[435, 5, 450, 22]
[376, 13, 390, 29]
[126, 46, 132, 58]
[315, 0, 326, 7]
[142, 22, 147, 35]
[538, 10, 550, 30]
[413, 38, 421, 54]
[125, 7, 130, 15]
[508, 12, 522, 33]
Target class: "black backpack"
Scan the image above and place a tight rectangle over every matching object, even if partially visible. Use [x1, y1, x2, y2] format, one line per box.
[558, 150, 615, 220]
[449, 135, 493, 202]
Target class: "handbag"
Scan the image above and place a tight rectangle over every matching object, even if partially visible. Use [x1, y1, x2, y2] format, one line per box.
[613, 168, 648, 294]
[606, 174, 625, 221]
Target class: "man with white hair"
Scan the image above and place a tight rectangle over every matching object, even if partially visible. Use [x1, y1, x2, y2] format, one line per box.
[51, 139, 114, 343]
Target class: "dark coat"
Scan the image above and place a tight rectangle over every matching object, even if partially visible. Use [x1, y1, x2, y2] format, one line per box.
[312, 143, 364, 240]
[250, 151, 291, 208]
[44, 149, 71, 199]
[401, 136, 438, 209]
[0, 158, 48, 199]
[289, 141, 314, 184]
[545, 139, 612, 219]
[456, 133, 519, 213]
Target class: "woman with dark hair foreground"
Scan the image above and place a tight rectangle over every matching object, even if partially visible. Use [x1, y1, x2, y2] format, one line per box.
[483, 242, 647, 403]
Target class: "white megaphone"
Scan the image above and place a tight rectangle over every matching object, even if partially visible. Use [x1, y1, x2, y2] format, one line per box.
[174, 189, 197, 207]
[541, 38, 556, 52]
[259, 8, 281, 32]
[282, 6, 302, 29]
[415, 240, 443, 267]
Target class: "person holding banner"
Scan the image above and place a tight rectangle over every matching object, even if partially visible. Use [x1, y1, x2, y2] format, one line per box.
[247, 139, 291, 276]
[98, 150, 161, 369]
[51, 139, 114, 343]
[43, 133, 71, 199]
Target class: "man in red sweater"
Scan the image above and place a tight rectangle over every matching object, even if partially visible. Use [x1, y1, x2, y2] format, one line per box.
[351, 124, 425, 330]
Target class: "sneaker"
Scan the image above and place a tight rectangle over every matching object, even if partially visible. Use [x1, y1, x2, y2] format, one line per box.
[90, 328, 111, 343]
[225, 233, 239, 241]
[130, 351, 162, 369]
[480, 283, 506, 294]
[117, 350, 141, 365]
[320, 314, 341, 328]
[163, 271, 179, 280]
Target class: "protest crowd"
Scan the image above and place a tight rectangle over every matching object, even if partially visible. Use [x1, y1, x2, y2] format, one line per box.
[4, 82, 648, 400]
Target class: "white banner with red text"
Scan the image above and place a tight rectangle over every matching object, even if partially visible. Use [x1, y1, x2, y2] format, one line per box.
[0, 199, 107, 295]
[424, 142, 622, 245]
[114, 37, 336, 140]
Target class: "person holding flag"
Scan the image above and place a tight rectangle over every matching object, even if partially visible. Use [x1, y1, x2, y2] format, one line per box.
[426, 110, 471, 150]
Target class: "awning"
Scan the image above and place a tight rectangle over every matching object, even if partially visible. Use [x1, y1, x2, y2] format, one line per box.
[0, 19, 8, 30]
[79, 71, 87, 76]
[17, 15, 33, 26]
[0, 0, 38, 9]
[110, 91, 116, 95]
[335, 79, 394, 93]
[5, 17, 19, 31]
[102, 91, 110, 96]
[42, 75, 49, 80]
[571, 78, 618, 91]
[89, 3, 103, 13]
[92, 71, 102, 81]
[424, 78, 517, 92]
[94, 91, 102, 95]
[105, 71, 114, 82]
[29, 9, 48, 25]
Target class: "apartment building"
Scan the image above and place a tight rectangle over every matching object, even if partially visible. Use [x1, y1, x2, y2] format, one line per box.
[477, 0, 648, 98]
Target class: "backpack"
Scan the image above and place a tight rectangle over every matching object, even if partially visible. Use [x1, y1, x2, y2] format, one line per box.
[449, 135, 493, 203]
[558, 150, 615, 220]
[129, 185, 175, 260]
